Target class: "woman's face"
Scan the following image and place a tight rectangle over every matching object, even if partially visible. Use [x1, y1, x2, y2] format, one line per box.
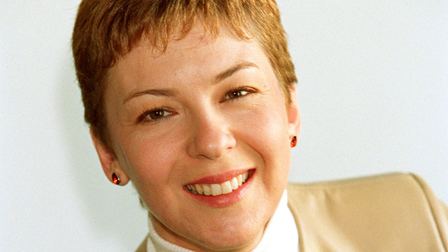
[95, 24, 299, 251]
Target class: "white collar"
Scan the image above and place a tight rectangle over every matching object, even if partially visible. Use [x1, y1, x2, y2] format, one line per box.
[146, 191, 299, 251]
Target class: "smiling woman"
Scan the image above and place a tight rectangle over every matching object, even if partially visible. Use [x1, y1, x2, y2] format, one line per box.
[100, 23, 296, 250]
[71, 0, 448, 251]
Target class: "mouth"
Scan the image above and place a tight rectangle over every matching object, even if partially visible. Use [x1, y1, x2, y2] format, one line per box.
[185, 170, 252, 196]
[183, 169, 255, 207]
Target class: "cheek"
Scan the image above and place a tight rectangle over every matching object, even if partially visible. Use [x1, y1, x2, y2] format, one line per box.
[236, 103, 291, 183]
[119, 132, 180, 190]
[119, 133, 189, 216]
[235, 102, 290, 150]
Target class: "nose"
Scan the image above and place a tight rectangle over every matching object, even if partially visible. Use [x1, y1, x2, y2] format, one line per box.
[186, 111, 236, 160]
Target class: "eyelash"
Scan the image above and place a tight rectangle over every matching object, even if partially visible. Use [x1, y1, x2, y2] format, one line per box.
[137, 107, 175, 124]
[222, 86, 257, 102]
[137, 86, 258, 124]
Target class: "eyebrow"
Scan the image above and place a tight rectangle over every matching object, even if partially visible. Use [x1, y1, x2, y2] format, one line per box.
[123, 89, 176, 104]
[123, 61, 259, 104]
[214, 61, 259, 83]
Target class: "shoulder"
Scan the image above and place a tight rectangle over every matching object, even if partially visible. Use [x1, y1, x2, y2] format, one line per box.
[287, 172, 448, 251]
[288, 172, 434, 198]
[287, 172, 445, 205]
[287, 172, 447, 218]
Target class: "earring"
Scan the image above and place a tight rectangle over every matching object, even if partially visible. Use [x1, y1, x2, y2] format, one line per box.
[112, 173, 121, 185]
[290, 136, 297, 148]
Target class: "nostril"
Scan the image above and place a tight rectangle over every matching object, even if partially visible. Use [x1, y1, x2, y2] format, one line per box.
[187, 125, 236, 160]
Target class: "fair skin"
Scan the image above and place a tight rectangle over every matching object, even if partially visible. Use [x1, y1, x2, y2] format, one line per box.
[92, 24, 300, 251]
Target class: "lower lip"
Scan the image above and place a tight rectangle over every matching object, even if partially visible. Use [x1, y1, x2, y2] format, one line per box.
[184, 170, 256, 208]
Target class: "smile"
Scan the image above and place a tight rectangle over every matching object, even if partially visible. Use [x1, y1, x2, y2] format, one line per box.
[186, 172, 250, 196]
[183, 169, 256, 207]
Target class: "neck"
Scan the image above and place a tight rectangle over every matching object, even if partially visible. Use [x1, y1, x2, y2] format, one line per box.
[149, 214, 265, 252]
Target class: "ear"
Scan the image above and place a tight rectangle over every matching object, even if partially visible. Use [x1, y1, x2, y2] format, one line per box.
[90, 128, 130, 186]
[286, 85, 301, 142]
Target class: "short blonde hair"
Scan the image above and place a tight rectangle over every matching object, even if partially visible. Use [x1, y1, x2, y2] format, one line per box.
[72, 0, 297, 145]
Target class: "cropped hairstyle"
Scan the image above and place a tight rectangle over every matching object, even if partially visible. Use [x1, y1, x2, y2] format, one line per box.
[72, 0, 297, 146]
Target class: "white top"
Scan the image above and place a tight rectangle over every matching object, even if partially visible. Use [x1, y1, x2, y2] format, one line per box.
[146, 191, 299, 251]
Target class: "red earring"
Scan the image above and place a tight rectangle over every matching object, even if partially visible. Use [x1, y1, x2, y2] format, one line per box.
[112, 173, 121, 185]
[290, 136, 297, 148]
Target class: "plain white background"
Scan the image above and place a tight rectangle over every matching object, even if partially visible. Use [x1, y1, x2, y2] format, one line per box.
[1, 0, 447, 250]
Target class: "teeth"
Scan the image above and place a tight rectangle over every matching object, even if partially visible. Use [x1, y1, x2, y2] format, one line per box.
[211, 184, 222, 196]
[186, 172, 250, 196]
[231, 177, 239, 190]
[237, 175, 243, 186]
[195, 184, 203, 194]
[221, 181, 232, 194]
[203, 185, 211, 196]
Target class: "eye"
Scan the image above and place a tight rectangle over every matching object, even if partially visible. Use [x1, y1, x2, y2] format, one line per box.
[223, 87, 257, 101]
[137, 107, 175, 123]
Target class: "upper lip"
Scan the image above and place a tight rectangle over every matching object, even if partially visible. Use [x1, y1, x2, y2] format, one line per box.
[185, 169, 253, 185]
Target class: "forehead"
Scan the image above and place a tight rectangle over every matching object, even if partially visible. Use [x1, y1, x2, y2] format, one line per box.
[106, 24, 273, 93]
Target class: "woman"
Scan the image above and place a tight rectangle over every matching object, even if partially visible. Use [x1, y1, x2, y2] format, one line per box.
[72, 1, 448, 251]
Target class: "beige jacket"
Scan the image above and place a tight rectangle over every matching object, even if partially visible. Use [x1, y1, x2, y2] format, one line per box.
[137, 173, 448, 251]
